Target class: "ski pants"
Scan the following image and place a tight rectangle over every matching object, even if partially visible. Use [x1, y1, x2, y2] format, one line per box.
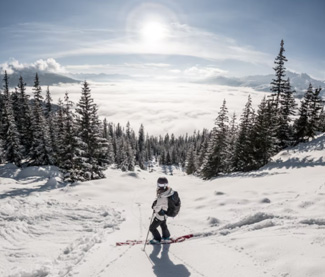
[149, 217, 170, 242]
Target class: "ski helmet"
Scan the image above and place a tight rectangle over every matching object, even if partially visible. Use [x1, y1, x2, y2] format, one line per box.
[157, 177, 168, 188]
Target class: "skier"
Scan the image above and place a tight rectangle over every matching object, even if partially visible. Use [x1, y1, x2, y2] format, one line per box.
[149, 177, 174, 244]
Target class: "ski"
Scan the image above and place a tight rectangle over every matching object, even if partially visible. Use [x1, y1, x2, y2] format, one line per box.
[116, 234, 194, 246]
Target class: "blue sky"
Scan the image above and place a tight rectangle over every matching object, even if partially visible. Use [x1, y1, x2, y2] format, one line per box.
[0, 0, 324, 80]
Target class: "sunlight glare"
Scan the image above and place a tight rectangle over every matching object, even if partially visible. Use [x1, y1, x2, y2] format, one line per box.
[140, 21, 169, 44]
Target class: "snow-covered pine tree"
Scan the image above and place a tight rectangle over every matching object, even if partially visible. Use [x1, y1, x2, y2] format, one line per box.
[102, 118, 114, 165]
[233, 95, 255, 172]
[277, 78, 296, 148]
[16, 76, 33, 155]
[44, 86, 52, 119]
[137, 124, 146, 169]
[0, 138, 4, 163]
[225, 112, 238, 172]
[75, 81, 109, 180]
[47, 87, 59, 163]
[270, 40, 288, 110]
[59, 92, 82, 182]
[2, 78, 24, 166]
[196, 129, 210, 172]
[126, 139, 135, 171]
[185, 144, 197, 175]
[307, 86, 322, 138]
[201, 99, 229, 179]
[55, 98, 66, 166]
[251, 97, 279, 168]
[294, 84, 322, 143]
[29, 73, 54, 165]
[318, 105, 325, 132]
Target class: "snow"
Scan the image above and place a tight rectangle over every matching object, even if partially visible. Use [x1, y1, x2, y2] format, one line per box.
[1, 134, 325, 276]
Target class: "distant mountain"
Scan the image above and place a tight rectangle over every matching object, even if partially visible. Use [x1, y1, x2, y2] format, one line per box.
[69, 73, 131, 82]
[5, 68, 79, 87]
[202, 71, 325, 97]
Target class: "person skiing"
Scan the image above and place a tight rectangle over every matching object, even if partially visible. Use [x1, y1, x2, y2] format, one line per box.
[149, 177, 174, 244]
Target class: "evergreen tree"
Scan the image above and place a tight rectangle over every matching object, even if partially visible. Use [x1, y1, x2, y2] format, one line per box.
[277, 78, 296, 147]
[251, 97, 278, 168]
[270, 40, 288, 109]
[16, 76, 33, 154]
[29, 73, 54, 165]
[60, 92, 81, 181]
[225, 113, 238, 172]
[2, 88, 24, 166]
[47, 88, 58, 163]
[201, 100, 229, 179]
[233, 95, 255, 172]
[185, 144, 197, 174]
[294, 84, 322, 143]
[137, 124, 146, 169]
[44, 86, 52, 118]
[75, 81, 109, 180]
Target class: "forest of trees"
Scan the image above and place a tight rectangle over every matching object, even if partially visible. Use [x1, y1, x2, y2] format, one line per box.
[0, 40, 324, 181]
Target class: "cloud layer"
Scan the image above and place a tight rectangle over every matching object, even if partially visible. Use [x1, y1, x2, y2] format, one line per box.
[1, 58, 67, 75]
[23, 81, 269, 136]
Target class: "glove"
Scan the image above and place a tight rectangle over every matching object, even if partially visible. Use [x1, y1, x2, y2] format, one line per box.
[158, 209, 166, 216]
[151, 200, 157, 209]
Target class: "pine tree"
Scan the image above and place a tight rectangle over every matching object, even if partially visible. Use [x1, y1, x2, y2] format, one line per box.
[2, 86, 24, 166]
[44, 86, 52, 119]
[277, 78, 296, 147]
[251, 97, 278, 168]
[185, 144, 197, 174]
[59, 92, 81, 181]
[29, 73, 54, 165]
[16, 76, 33, 154]
[294, 84, 322, 143]
[225, 113, 238, 172]
[201, 100, 229, 179]
[233, 95, 255, 172]
[75, 81, 109, 180]
[308, 87, 322, 137]
[270, 40, 288, 110]
[55, 98, 66, 165]
[47, 87, 58, 163]
[137, 124, 146, 169]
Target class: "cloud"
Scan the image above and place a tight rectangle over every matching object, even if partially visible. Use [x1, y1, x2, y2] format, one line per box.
[0, 59, 25, 74]
[39, 22, 271, 68]
[184, 66, 228, 79]
[32, 58, 67, 73]
[0, 58, 67, 75]
[29, 81, 268, 136]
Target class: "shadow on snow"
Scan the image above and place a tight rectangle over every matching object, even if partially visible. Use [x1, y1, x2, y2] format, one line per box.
[149, 244, 190, 277]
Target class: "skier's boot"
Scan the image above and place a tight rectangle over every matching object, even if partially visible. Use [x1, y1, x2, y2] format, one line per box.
[149, 239, 160, 245]
[161, 237, 171, 243]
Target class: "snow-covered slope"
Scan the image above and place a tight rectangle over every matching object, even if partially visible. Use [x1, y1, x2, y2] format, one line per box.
[1, 134, 325, 276]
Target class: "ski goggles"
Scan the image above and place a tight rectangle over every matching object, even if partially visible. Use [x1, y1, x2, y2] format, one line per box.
[157, 182, 168, 188]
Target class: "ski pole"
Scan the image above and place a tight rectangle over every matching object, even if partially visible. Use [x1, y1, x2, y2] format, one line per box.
[143, 211, 155, 251]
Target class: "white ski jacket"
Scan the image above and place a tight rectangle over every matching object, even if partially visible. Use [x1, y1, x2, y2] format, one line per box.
[153, 187, 174, 221]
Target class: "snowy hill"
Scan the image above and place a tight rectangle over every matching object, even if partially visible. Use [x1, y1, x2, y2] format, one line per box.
[5, 69, 79, 87]
[1, 134, 325, 276]
[202, 71, 325, 97]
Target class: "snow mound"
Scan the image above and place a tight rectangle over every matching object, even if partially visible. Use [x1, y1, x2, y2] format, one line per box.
[16, 166, 62, 180]
[264, 133, 325, 169]
[300, 218, 325, 226]
[223, 212, 275, 230]
[0, 163, 20, 179]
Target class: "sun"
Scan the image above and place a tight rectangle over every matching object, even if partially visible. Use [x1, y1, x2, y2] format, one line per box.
[140, 21, 169, 44]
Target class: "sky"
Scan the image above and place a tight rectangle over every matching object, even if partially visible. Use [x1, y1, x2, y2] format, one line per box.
[0, 0, 324, 80]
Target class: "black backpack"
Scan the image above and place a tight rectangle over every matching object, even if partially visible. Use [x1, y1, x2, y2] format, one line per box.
[166, 191, 181, 217]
